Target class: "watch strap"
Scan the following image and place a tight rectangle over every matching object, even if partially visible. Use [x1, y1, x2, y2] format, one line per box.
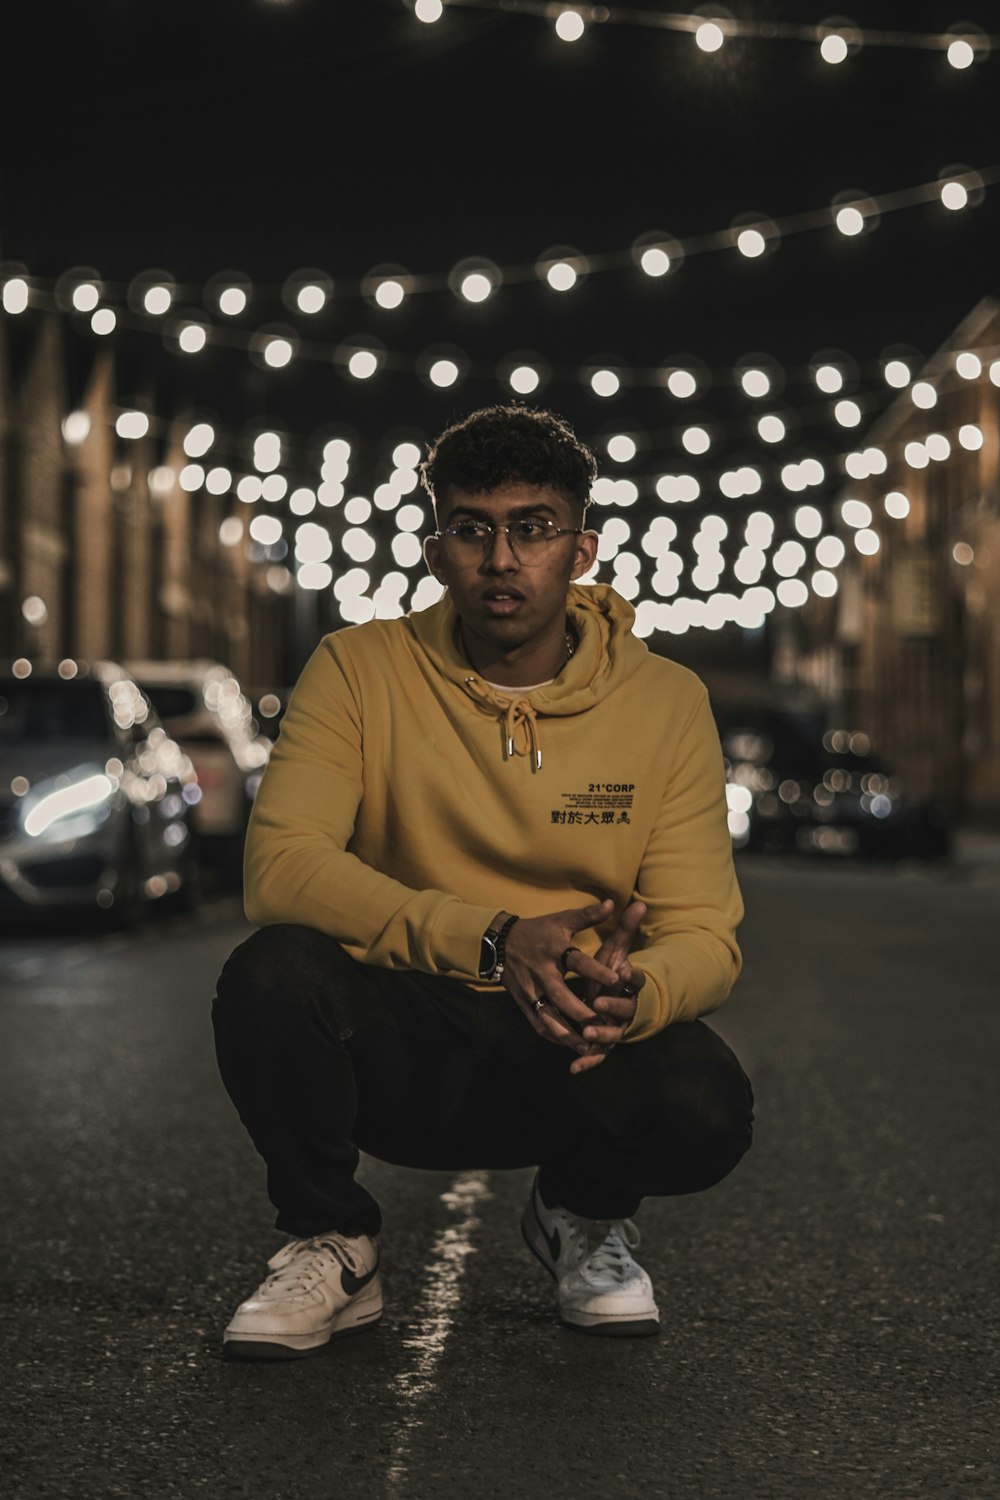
[479, 910, 518, 982]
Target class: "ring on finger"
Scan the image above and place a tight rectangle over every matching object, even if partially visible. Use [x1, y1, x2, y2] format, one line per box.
[531, 997, 549, 1016]
[559, 947, 575, 972]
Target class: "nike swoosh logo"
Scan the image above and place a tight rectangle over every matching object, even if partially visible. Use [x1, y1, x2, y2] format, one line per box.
[341, 1259, 380, 1296]
[535, 1189, 561, 1264]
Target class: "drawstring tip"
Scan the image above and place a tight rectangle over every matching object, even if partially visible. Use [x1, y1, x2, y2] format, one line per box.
[506, 737, 515, 758]
[534, 750, 542, 771]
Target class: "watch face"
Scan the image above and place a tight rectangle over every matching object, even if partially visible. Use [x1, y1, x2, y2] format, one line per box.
[479, 936, 497, 978]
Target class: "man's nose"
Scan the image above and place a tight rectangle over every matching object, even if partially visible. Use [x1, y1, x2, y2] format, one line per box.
[482, 527, 519, 568]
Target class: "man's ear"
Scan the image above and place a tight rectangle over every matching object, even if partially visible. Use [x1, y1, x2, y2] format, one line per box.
[423, 534, 446, 583]
[569, 528, 599, 581]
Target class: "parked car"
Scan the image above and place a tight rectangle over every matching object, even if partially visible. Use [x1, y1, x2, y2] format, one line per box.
[124, 660, 270, 878]
[717, 706, 951, 861]
[0, 660, 201, 922]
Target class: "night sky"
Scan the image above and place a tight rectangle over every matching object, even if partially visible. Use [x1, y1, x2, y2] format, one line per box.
[3, 0, 998, 485]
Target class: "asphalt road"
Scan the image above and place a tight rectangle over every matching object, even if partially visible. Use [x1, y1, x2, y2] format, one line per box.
[1, 857, 997, 1500]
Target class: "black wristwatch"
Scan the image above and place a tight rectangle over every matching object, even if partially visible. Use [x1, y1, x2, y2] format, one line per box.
[478, 911, 519, 982]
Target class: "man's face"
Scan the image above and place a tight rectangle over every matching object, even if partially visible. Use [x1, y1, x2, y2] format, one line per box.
[423, 484, 598, 657]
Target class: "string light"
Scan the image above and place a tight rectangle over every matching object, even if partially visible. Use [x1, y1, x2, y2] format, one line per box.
[740, 368, 771, 398]
[946, 38, 975, 69]
[183, 422, 215, 458]
[814, 364, 843, 393]
[819, 31, 850, 65]
[736, 228, 767, 259]
[219, 286, 248, 316]
[682, 426, 711, 455]
[263, 336, 294, 368]
[554, 9, 584, 42]
[413, 2, 998, 68]
[62, 411, 91, 444]
[695, 21, 725, 53]
[545, 260, 578, 292]
[35, 308, 1000, 634]
[510, 364, 540, 394]
[429, 358, 459, 387]
[5, 167, 995, 374]
[639, 247, 671, 277]
[955, 352, 982, 379]
[757, 415, 786, 444]
[833, 399, 862, 427]
[590, 368, 620, 397]
[178, 322, 207, 353]
[841, 499, 873, 529]
[72, 283, 100, 313]
[883, 359, 911, 388]
[115, 411, 149, 440]
[348, 349, 379, 379]
[607, 434, 637, 462]
[835, 205, 865, 237]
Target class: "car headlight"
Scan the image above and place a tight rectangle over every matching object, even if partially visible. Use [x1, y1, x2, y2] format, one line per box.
[22, 769, 116, 839]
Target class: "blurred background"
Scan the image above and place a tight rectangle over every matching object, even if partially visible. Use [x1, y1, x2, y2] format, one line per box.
[1, 0, 999, 916]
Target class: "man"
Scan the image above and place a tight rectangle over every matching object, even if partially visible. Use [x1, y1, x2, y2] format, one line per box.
[213, 404, 752, 1359]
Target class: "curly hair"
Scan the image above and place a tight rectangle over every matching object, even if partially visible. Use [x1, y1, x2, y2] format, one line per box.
[420, 404, 597, 520]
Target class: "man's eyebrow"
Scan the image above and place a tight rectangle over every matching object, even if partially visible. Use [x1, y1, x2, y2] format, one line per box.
[446, 503, 560, 521]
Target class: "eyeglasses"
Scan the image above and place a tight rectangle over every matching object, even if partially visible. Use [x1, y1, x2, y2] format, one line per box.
[433, 518, 584, 563]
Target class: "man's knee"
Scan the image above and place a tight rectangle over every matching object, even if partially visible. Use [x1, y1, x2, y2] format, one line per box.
[645, 1022, 754, 1187]
[213, 924, 357, 1037]
[217, 924, 336, 995]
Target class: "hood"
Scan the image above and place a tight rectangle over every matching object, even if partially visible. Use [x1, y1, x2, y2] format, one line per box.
[407, 582, 648, 770]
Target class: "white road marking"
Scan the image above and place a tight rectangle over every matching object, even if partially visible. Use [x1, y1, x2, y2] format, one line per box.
[385, 1169, 493, 1495]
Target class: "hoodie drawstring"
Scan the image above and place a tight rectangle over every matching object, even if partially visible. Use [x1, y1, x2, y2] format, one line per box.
[463, 677, 544, 770]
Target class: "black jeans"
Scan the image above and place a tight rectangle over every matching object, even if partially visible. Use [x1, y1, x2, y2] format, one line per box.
[212, 925, 754, 1239]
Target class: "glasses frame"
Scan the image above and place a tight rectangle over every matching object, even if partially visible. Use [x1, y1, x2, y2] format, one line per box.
[432, 518, 585, 563]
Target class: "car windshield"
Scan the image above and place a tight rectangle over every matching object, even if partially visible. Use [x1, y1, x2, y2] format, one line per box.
[0, 680, 109, 742]
[137, 686, 201, 719]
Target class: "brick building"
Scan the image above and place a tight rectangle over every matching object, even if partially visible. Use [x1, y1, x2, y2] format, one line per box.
[0, 313, 288, 690]
[794, 297, 1000, 823]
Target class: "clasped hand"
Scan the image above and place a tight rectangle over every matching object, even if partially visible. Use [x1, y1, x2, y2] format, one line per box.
[500, 898, 648, 1075]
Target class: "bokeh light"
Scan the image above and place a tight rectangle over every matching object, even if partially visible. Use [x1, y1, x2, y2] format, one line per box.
[555, 10, 584, 42]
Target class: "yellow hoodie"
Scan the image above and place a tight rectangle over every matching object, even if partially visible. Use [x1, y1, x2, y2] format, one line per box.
[244, 583, 743, 1040]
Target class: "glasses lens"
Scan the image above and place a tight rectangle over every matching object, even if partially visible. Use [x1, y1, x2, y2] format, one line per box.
[441, 520, 564, 563]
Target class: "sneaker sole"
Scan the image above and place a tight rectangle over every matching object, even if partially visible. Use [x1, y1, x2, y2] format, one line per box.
[560, 1310, 660, 1338]
[223, 1276, 383, 1360]
[522, 1205, 660, 1338]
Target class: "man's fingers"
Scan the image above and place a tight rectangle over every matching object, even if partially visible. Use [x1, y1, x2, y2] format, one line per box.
[539, 980, 600, 1035]
[529, 1002, 589, 1053]
[617, 899, 647, 937]
[566, 898, 614, 934]
[581, 1022, 627, 1047]
[570, 1048, 607, 1075]
[591, 994, 636, 1022]
[565, 950, 620, 989]
[587, 900, 647, 995]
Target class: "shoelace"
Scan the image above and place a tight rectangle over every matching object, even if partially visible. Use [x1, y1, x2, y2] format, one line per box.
[261, 1235, 351, 1298]
[554, 1211, 640, 1281]
[579, 1219, 641, 1282]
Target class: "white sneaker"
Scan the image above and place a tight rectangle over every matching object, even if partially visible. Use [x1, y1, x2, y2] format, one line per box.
[521, 1174, 659, 1337]
[223, 1231, 382, 1360]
